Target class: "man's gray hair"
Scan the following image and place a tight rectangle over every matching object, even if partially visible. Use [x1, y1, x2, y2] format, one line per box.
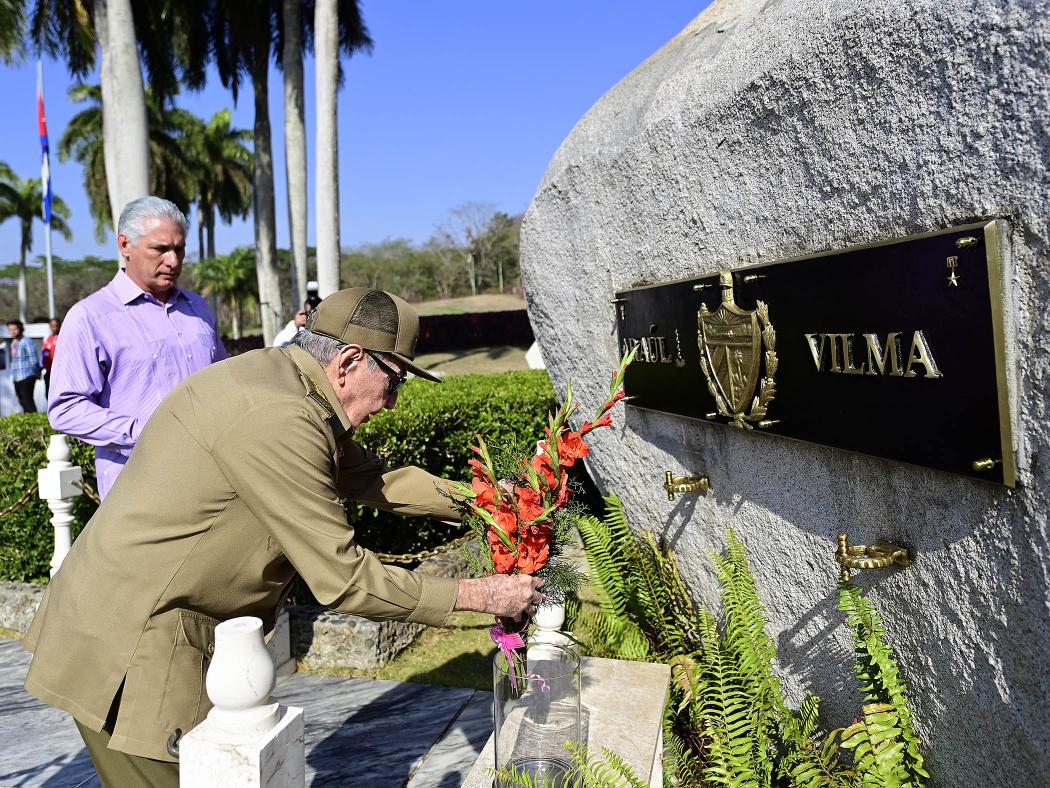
[292, 329, 345, 366]
[117, 196, 189, 244]
[292, 311, 382, 369]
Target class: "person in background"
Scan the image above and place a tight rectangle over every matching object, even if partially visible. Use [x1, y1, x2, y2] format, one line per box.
[48, 196, 226, 499]
[40, 318, 60, 398]
[7, 319, 40, 413]
[273, 295, 322, 347]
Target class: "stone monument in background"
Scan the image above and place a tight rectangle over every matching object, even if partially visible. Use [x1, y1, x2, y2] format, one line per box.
[520, 0, 1049, 783]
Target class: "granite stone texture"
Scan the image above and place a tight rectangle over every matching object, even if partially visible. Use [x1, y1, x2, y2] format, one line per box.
[288, 546, 473, 670]
[0, 540, 473, 671]
[0, 581, 44, 633]
[520, 1, 1050, 784]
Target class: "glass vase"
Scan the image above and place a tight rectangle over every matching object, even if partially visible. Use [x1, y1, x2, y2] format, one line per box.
[493, 642, 581, 786]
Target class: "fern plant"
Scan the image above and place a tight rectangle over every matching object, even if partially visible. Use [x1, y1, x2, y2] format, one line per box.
[571, 496, 928, 788]
[574, 493, 702, 661]
[836, 583, 929, 787]
[491, 742, 648, 788]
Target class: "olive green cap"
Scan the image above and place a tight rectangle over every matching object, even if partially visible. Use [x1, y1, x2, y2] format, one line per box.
[309, 288, 439, 382]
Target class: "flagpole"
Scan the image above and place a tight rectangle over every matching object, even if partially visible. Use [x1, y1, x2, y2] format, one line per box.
[38, 59, 56, 319]
[44, 216, 55, 319]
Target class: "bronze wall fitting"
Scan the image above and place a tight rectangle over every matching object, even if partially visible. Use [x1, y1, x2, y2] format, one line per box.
[664, 471, 711, 501]
[836, 532, 912, 582]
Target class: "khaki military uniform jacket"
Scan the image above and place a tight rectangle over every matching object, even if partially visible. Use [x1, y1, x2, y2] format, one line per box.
[23, 345, 461, 762]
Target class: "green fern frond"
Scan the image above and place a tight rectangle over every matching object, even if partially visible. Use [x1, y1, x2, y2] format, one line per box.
[838, 583, 929, 786]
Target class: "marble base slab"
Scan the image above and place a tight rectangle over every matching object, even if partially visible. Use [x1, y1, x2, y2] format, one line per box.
[0, 636, 492, 787]
[462, 656, 670, 787]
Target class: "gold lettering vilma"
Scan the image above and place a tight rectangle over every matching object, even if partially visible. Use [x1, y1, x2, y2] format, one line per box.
[804, 331, 942, 378]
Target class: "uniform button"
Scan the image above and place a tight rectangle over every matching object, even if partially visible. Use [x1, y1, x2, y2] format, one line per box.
[206, 643, 215, 656]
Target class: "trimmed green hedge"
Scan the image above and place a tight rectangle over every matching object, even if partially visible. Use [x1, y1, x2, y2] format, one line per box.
[0, 414, 98, 582]
[0, 370, 556, 582]
[349, 369, 556, 555]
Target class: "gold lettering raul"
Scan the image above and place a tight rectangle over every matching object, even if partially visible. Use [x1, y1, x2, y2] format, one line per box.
[622, 335, 674, 364]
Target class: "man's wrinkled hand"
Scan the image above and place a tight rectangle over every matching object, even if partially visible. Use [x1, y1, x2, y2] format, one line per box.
[455, 574, 545, 620]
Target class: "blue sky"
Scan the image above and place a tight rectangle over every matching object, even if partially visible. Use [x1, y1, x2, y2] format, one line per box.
[0, 2, 706, 265]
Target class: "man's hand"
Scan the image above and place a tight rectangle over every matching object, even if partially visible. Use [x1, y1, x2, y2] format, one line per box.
[455, 574, 545, 620]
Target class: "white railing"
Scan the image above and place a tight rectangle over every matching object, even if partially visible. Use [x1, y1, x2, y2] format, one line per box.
[37, 434, 82, 577]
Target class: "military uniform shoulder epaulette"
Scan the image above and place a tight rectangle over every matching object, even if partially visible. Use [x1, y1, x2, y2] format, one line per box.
[302, 374, 347, 442]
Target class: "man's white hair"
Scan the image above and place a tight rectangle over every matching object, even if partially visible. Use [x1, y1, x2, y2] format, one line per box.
[117, 196, 189, 244]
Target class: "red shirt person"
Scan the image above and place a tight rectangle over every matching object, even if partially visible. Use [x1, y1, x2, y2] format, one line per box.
[41, 318, 60, 397]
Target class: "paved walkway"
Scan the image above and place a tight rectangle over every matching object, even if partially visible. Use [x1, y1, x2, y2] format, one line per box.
[0, 638, 492, 787]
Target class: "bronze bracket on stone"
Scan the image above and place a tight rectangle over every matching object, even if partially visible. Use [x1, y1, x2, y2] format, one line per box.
[664, 471, 710, 501]
[836, 532, 911, 582]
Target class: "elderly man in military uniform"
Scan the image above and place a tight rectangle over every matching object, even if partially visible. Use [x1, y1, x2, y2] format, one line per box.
[22, 288, 543, 786]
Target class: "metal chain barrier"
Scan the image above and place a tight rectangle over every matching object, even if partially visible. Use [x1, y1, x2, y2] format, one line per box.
[1, 472, 468, 565]
[371, 531, 474, 565]
[0, 482, 39, 520]
[73, 478, 102, 505]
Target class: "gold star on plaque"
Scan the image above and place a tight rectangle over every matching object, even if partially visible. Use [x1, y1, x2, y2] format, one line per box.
[948, 271, 960, 287]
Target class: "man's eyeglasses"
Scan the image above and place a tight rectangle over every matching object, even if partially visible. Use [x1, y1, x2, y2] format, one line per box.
[365, 350, 408, 394]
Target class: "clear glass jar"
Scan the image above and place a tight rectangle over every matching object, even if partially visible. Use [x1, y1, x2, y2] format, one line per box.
[493, 642, 581, 786]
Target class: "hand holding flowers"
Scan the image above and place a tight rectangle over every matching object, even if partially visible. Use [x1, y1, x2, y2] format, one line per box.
[447, 348, 636, 619]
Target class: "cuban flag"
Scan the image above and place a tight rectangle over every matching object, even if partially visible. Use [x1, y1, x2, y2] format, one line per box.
[37, 61, 52, 224]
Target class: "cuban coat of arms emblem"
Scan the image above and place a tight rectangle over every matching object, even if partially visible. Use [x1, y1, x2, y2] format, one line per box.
[697, 270, 778, 429]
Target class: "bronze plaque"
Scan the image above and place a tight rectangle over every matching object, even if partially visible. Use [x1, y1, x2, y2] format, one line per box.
[615, 221, 1016, 486]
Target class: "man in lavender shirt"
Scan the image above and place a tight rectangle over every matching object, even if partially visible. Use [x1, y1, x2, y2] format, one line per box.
[48, 196, 227, 499]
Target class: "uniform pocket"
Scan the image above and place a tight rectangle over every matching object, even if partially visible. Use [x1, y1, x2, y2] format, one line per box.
[158, 609, 219, 731]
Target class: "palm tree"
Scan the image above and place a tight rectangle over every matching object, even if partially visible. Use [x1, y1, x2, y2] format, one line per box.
[0, 0, 25, 63]
[58, 82, 199, 242]
[30, 0, 211, 236]
[179, 108, 253, 259]
[281, 0, 308, 308]
[0, 164, 72, 321]
[204, 1, 284, 344]
[194, 246, 258, 339]
[313, 0, 371, 297]
[30, 0, 150, 229]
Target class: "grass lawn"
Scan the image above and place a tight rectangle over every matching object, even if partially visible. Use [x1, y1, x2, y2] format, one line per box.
[413, 293, 527, 316]
[414, 345, 531, 376]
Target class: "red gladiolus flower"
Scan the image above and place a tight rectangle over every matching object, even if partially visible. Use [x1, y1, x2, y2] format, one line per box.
[556, 431, 589, 467]
[515, 486, 546, 523]
[487, 528, 517, 574]
[517, 523, 551, 573]
[493, 506, 517, 539]
[468, 457, 487, 478]
[530, 453, 558, 489]
[472, 477, 497, 512]
[555, 471, 571, 507]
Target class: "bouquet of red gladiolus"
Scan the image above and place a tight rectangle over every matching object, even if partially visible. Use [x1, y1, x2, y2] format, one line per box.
[447, 349, 635, 671]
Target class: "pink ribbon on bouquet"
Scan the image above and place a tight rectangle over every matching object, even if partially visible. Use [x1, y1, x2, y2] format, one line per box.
[490, 622, 526, 690]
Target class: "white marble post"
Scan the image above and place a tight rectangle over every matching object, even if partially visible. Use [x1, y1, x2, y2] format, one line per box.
[180, 617, 305, 788]
[528, 599, 573, 658]
[36, 434, 83, 577]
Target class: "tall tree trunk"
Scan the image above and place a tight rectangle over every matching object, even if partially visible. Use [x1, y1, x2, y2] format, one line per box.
[282, 0, 308, 308]
[315, 0, 340, 298]
[231, 295, 241, 340]
[251, 46, 283, 344]
[197, 203, 205, 260]
[206, 204, 216, 259]
[94, 0, 150, 247]
[18, 226, 28, 323]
